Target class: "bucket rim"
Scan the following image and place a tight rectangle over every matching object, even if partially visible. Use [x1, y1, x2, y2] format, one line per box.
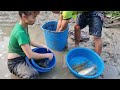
[31, 47, 56, 70]
[40, 20, 69, 33]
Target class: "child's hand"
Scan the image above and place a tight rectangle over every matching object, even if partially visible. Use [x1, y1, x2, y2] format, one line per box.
[47, 53, 53, 60]
[43, 45, 49, 52]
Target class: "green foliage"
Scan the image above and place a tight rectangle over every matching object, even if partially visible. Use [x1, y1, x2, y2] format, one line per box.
[105, 11, 120, 18]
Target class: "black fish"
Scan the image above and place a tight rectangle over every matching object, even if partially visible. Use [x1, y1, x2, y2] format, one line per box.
[34, 58, 50, 68]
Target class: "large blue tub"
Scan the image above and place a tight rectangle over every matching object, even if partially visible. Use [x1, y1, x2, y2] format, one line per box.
[66, 47, 104, 79]
[41, 21, 69, 51]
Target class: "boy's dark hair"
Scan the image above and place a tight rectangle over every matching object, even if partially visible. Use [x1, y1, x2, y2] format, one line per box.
[18, 11, 40, 17]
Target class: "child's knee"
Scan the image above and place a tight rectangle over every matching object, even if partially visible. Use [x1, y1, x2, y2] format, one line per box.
[17, 67, 40, 79]
[22, 71, 40, 79]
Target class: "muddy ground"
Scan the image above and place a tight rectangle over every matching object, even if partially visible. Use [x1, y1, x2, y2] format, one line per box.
[0, 11, 120, 79]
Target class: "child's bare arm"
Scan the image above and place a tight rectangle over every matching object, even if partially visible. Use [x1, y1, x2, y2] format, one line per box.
[30, 40, 50, 51]
[21, 44, 53, 60]
[57, 19, 69, 32]
[56, 14, 63, 31]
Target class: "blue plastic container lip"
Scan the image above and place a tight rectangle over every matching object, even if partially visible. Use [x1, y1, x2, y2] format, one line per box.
[25, 47, 56, 73]
[66, 47, 105, 79]
[31, 55, 56, 70]
[40, 20, 69, 51]
[25, 57, 46, 72]
[41, 20, 69, 33]
[26, 57, 54, 73]
[26, 57, 50, 72]
[31, 47, 56, 70]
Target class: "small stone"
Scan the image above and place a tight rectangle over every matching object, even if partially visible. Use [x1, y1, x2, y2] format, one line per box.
[104, 60, 107, 63]
[4, 74, 10, 78]
[0, 54, 3, 57]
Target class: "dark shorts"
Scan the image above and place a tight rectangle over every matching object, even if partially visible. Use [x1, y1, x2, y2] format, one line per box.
[7, 57, 40, 79]
[76, 11, 105, 37]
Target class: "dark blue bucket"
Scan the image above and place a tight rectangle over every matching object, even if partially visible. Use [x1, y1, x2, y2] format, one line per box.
[41, 21, 69, 51]
[25, 47, 56, 73]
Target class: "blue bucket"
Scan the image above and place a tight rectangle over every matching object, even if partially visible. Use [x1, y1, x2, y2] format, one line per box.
[25, 47, 56, 73]
[41, 21, 69, 51]
[66, 47, 104, 79]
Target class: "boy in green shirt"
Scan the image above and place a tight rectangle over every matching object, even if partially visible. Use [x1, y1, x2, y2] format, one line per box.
[8, 11, 53, 79]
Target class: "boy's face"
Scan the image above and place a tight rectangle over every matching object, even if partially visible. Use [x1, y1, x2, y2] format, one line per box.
[23, 12, 39, 25]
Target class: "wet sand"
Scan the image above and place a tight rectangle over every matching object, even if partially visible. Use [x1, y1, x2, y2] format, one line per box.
[0, 11, 120, 79]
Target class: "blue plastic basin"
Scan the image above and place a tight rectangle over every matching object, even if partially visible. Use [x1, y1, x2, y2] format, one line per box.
[66, 47, 104, 79]
[26, 47, 56, 73]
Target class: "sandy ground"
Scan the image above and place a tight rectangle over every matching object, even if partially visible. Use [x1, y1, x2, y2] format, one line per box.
[0, 11, 120, 79]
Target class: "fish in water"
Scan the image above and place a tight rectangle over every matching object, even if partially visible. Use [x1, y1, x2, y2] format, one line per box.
[78, 65, 97, 76]
[34, 58, 50, 68]
[72, 60, 89, 72]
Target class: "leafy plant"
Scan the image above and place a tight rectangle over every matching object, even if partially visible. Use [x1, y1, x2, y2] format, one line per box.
[104, 11, 120, 18]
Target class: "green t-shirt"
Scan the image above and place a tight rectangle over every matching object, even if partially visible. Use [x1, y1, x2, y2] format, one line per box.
[60, 11, 88, 20]
[60, 11, 74, 20]
[8, 22, 30, 57]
